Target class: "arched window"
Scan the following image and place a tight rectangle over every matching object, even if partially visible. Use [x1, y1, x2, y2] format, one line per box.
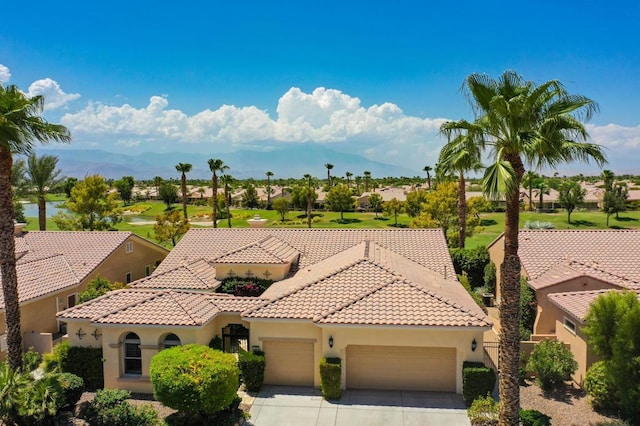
[123, 332, 142, 375]
[162, 333, 181, 349]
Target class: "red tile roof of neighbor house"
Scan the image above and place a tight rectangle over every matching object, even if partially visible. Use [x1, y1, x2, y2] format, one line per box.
[518, 230, 640, 287]
[213, 236, 299, 265]
[547, 289, 640, 323]
[58, 229, 490, 328]
[0, 231, 159, 308]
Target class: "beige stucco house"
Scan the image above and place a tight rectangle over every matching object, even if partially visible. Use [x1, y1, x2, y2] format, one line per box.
[488, 229, 640, 384]
[59, 228, 491, 394]
[0, 226, 168, 356]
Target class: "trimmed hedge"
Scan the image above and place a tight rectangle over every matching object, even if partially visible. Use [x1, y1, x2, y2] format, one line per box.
[585, 361, 618, 413]
[57, 372, 85, 411]
[238, 349, 266, 392]
[43, 341, 104, 390]
[462, 361, 497, 406]
[150, 344, 239, 415]
[82, 389, 160, 426]
[319, 357, 342, 400]
[450, 247, 490, 289]
[519, 409, 551, 426]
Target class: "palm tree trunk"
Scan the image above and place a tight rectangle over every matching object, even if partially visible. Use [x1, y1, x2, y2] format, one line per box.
[181, 174, 188, 220]
[458, 173, 466, 248]
[0, 148, 23, 371]
[306, 194, 312, 229]
[226, 185, 232, 228]
[212, 175, 218, 228]
[528, 184, 533, 211]
[499, 153, 523, 426]
[38, 196, 46, 231]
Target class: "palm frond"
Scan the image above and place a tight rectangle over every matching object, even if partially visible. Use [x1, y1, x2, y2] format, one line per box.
[482, 159, 517, 201]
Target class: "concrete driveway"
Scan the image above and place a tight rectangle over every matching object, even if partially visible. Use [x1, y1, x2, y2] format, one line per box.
[247, 385, 470, 426]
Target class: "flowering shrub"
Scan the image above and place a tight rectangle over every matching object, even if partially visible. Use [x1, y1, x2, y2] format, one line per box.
[220, 278, 273, 296]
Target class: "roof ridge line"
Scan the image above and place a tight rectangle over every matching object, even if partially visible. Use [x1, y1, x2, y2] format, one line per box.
[569, 260, 640, 285]
[169, 291, 205, 325]
[92, 289, 166, 322]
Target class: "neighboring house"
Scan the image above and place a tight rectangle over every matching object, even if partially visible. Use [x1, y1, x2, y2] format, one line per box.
[0, 225, 168, 356]
[356, 187, 407, 209]
[59, 228, 491, 394]
[488, 229, 640, 384]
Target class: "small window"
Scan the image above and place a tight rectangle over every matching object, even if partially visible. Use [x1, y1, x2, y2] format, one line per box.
[145, 265, 151, 277]
[125, 241, 134, 253]
[162, 333, 181, 349]
[67, 294, 77, 309]
[123, 332, 142, 375]
[563, 317, 577, 334]
[125, 272, 132, 284]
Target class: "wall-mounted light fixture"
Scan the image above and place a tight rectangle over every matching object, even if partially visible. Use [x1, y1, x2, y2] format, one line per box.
[328, 336, 334, 348]
[92, 329, 102, 340]
[75, 328, 86, 340]
[471, 338, 477, 352]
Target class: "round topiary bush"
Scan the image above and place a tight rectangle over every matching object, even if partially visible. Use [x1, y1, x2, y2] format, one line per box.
[585, 361, 618, 413]
[150, 344, 239, 416]
[526, 340, 577, 390]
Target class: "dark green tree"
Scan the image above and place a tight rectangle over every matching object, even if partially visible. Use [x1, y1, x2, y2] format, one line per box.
[325, 184, 354, 221]
[114, 175, 135, 206]
[558, 180, 586, 223]
[241, 184, 260, 209]
[159, 182, 179, 209]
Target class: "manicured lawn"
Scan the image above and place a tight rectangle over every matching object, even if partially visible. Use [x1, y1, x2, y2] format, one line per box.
[23, 200, 640, 250]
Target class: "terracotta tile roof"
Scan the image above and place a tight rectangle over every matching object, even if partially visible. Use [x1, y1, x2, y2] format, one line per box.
[318, 280, 491, 327]
[58, 289, 266, 326]
[132, 259, 219, 291]
[0, 254, 79, 306]
[17, 231, 134, 281]
[548, 290, 615, 322]
[519, 230, 640, 283]
[245, 241, 490, 328]
[530, 259, 640, 291]
[213, 236, 299, 265]
[156, 229, 454, 278]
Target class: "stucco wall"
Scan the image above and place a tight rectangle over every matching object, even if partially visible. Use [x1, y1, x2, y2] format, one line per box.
[215, 264, 290, 281]
[555, 319, 601, 386]
[534, 278, 616, 335]
[487, 235, 505, 301]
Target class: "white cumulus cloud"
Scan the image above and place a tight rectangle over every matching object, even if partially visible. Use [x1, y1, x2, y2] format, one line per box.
[27, 78, 80, 109]
[0, 64, 10, 83]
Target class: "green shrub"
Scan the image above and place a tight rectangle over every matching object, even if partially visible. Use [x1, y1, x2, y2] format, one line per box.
[483, 262, 496, 295]
[585, 361, 618, 413]
[467, 394, 498, 426]
[209, 335, 223, 351]
[450, 246, 490, 288]
[519, 409, 551, 426]
[462, 362, 496, 406]
[238, 349, 265, 392]
[459, 275, 486, 310]
[22, 346, 42, 372]
[526, 340, 577, 390]
[83, 389, 160, 426]
[57, 372, 85, 411]
[42, 342, 104, 390]
[319, 357, 342, 400]
[150, 344, 239, 415]
[219, 277, 273, 296]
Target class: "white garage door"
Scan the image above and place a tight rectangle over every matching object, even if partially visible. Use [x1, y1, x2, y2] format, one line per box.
[263, 340, 314, 386]
[346, 345, 456, 392]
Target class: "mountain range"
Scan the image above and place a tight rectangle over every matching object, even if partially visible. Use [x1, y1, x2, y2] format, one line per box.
[39, 145, 421, 180]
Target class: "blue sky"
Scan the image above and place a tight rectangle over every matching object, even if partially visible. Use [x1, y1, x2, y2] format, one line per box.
[2, 0, 639, 175]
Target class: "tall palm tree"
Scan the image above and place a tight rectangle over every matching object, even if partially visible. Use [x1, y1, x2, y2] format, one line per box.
[175, 162, 192, 220]
[0, 84, 71, 370]
[26, 153, 60, 230]
[437, 133, 482, 248]
[221, 174, 234, 228]
[522, 171, 539, 211]
[265, 171, 274, 209]
[325, 163, 334, 187]
[363, 171, 371, 192]
[441, 70, 606, 425]
[207, 158, 228, 228]
[423, 165, 433, 189]
[345, 171, 353, 189]
[153, 176, 163, 199]
[535, 181, 551, 211]
[303, 174, 315, 229]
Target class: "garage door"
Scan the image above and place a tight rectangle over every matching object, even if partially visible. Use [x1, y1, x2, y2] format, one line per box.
[346, 345, 456, 392]
[262, 340, 314, 386]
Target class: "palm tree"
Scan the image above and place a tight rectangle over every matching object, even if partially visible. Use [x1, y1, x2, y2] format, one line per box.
[437, 133, 482, 248]
[265, 171, 274, 209]
[26, 154, 60, 231]
[354, 176, 362, 194]
[207, 158, 228, 228]
[441, 70, 606, 425]
[363, 171, 371, 192]
[175, 163, 192, 220]
[153, 176, 163, 199]
[535, 181, 551, 211]
[345, 171, 353, 189]
[303, 174, 315, 229]
[325, 163, 334, 187]
[221, 174, 234, 228]
[0, 84, 71, 370]
[522, 171, 539, 211]
[423, 165, 433, 189]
